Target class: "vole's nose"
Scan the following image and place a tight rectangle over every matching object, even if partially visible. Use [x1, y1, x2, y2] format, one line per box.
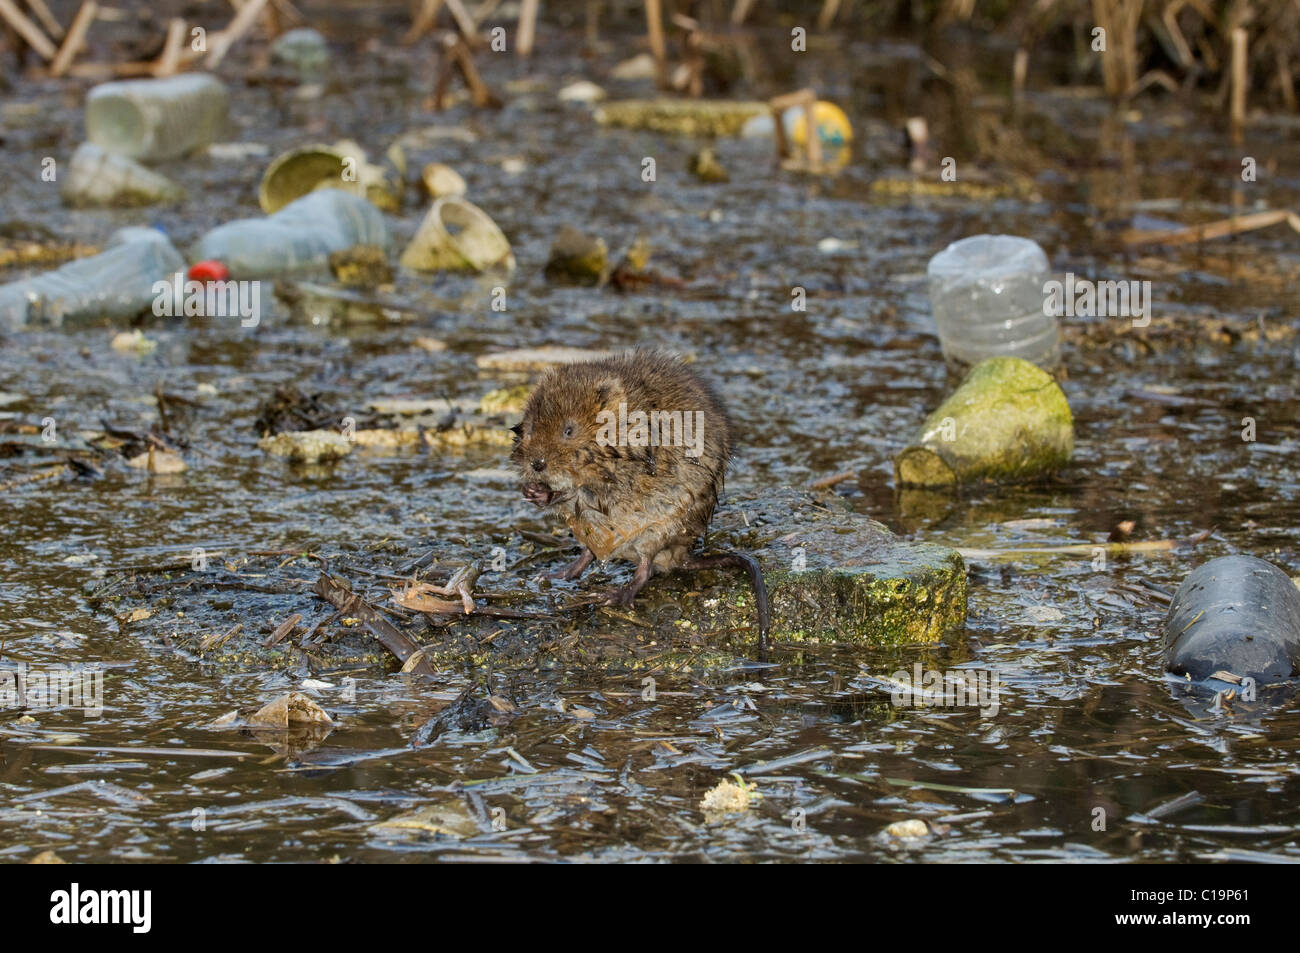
[531, 458, 546, 473]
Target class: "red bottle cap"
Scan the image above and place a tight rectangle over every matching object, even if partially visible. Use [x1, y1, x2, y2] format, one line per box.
[188, 260, 230, 282]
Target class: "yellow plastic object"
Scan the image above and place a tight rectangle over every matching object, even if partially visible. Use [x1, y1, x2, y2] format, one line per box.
[786, 100, 853, 148]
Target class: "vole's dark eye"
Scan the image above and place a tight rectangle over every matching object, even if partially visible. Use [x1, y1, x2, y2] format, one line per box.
[562, 423, 575, 439]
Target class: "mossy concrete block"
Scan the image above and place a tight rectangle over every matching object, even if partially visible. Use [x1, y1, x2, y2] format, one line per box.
[668, 488, 967, 647]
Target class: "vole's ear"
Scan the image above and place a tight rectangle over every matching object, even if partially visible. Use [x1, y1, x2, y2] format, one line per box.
[595, 376, 625, 407]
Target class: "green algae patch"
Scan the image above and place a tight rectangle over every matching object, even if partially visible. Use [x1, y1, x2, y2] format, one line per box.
[895, 356, 1073, 488]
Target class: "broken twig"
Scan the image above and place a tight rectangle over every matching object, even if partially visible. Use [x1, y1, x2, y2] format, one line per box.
[311, 572, 437, 676]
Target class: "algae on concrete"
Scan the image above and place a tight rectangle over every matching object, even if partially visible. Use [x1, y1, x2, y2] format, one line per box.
[662, 488, 967, 647]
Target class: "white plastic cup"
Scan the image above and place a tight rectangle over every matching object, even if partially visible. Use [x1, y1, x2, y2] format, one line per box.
[926, 234, 1061, 371]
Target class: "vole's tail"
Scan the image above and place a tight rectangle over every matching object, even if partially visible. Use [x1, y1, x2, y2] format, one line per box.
[683, 552, 771, 657]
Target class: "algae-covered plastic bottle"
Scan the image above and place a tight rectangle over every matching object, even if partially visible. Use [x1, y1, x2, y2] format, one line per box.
[190, 190, 389, 279]
[926, 234, 1061, 372]
[0, 227, 185, 330]
[86, 73, 229, 162]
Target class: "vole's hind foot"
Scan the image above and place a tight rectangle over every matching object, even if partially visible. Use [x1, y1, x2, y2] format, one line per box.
[541, 548, 595, 582]
[601, 556, 654, 607]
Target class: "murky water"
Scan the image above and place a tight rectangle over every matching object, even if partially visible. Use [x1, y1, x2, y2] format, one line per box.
[2, 11, 1300, 862]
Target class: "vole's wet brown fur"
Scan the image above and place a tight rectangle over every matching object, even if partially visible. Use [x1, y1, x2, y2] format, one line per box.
[511, 349, 770, 651]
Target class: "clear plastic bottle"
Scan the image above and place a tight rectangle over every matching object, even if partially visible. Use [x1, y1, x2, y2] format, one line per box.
[191, 190, 389, 279]
[0, 227, 184, 330]
[926, 234, 1061, 371]
[86, 73, 229, 161]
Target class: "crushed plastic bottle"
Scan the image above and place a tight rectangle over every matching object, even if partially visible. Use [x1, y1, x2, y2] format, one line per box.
[0, 227, 185, 330]
[190, 190, 389, 279]
[926, 234, 1061, 371]
[86, 73, 229, 161]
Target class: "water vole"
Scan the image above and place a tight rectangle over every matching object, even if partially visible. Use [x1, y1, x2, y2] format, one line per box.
[510, 349, 770, 651]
